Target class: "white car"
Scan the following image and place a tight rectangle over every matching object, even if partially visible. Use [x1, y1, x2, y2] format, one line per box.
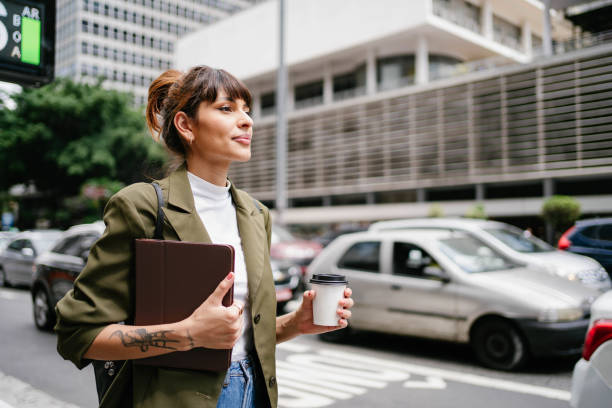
[307, 229, 601, 371]
[369, 218, 611, 291]
[570, 290, 612, 408]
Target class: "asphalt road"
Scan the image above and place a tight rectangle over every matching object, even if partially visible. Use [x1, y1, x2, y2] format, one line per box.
[0, 286, 575, 407]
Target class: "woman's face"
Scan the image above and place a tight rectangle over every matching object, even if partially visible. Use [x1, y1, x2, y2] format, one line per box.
[189, 90, 253, 166]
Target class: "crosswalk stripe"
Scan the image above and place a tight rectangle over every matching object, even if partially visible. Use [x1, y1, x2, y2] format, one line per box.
[318, 349, 571, 401]
[276, 367, 367, 395]
[278, 378, 354, 399]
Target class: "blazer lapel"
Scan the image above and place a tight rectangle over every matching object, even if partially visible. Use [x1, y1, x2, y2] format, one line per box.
[160, 165, 212, 244]
[231, 184, 266, 299]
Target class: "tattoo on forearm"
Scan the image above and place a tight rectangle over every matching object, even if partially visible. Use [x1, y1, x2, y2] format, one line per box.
[110, 329, 179, 352]
[186, 329, 194, 349]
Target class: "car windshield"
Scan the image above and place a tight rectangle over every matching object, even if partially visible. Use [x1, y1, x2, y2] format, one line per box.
[484, 227, 554, 253]
[271, 225, 296, 244]
[438, 235, 519, 273]
[32, 232, 63, 254]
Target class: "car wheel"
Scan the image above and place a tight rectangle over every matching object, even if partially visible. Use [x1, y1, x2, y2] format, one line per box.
[33, 287, 55, 331]
[0, 267, 10, 287]
[471, 319, 528, 371]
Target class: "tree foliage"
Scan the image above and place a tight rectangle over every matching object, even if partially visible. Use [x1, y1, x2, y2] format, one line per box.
[0, 78, 166, 227]
[541, 195, 581, 231]
[0, 78, 165, 195]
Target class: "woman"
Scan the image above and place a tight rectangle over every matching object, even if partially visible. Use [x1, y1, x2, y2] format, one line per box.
[54, 66, 354, 408]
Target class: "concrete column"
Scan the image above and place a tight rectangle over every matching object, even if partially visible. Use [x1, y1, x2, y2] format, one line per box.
[366, 192, 375, 205]
[481, 0, 493, 40]
[542, 0, 553, 56]
[252, 92, 261, 118]
[417, 188, 426, 202]
[366, 48, 377, 95]
[287, 80, 295, 111]
[475, 184, 485, 201]
[522, 21, 532, 56]
[543, 178, 555, 243]
[323, 64, 333, 105]
[415, 35, 429, 85]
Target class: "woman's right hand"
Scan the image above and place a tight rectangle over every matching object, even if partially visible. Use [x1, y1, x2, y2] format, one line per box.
[181, 272, 244, 350]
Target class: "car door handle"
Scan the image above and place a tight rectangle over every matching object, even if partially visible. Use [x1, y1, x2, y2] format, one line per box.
[390, 284, 402, 290]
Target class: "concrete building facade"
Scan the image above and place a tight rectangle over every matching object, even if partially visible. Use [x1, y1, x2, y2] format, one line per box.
[176, 0, 612, 226]
[55, 0, 263, 105]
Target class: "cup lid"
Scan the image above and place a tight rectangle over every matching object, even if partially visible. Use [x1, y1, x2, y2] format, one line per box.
[310, 274, 348, 285]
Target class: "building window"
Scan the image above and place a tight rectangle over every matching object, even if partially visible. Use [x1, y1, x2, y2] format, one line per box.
[103, 25, 109, 37]
[93, 44, 99, 56]
[81, 41, 88, 54]
[93, 1, 99, 14]
[93, 23, 99, 35]
[81, 20, 88, 33]
[333, 64, 366, 101]
[295, 80, 324, 109]
[261, 92, 275, 116]
[377, 55, 415, 90]
[103, 46, 108, 58]
[103, 4, 109, 16]
[429, 55, 462, 80]
[493, 15, 521, 51]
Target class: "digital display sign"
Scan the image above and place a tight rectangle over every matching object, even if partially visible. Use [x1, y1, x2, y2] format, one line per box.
[0, 0, 54, 86]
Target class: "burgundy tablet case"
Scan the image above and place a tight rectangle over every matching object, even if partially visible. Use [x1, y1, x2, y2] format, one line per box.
[133, 239, 234, 371]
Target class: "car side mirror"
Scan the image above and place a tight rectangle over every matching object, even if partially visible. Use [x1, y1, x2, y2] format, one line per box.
[424, 266, 450, 283]
[21, 247, 35, 258]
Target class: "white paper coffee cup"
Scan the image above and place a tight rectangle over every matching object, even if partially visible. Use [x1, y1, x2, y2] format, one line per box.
[310, 274, 348, 326]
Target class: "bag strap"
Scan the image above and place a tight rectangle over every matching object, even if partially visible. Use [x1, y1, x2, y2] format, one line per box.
[152, 182, 165, 240]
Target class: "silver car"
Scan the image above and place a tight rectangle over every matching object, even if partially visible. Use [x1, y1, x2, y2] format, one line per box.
[307, 229, 601, 370]
[570, 290, 612, 408]
[0, 230, 62, 287]
[369, 218, 611, 291]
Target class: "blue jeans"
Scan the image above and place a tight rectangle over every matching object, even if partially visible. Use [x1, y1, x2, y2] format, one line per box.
[216, 356, 267, 408]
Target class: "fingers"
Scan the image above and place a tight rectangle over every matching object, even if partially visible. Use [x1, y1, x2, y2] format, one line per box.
[343, 287, 352, 298]
[230, 301, 245, 317]
[207, 272, 235, 305]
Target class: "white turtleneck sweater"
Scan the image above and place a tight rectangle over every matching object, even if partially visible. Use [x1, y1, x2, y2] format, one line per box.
[187, 171, 253, 361]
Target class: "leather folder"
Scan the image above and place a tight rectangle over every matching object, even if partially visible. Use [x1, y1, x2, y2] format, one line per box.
[133, 239, 235, 371]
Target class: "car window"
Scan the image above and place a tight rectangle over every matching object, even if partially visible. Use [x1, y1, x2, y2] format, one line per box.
[580, 225, 599, 239]
[53, 236, 83, 255]
[337, 241, 380, 273]
[438, 235, 518, 273]
[598, 225, 612, 241]
[392, 242, 438, 278]
[484, 227, 553, 253]
[7, 239, 23, 251]
[53, 234, 99, 257]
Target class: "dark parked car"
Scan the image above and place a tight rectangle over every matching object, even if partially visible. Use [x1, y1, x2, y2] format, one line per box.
[31, 221, 302, 329]
[0, 230, 62, 287]
[31, 222, 105, 330]
[559, 218, 612, 276]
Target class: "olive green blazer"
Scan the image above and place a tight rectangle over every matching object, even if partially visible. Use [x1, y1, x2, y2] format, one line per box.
[55, 165, 278, 408]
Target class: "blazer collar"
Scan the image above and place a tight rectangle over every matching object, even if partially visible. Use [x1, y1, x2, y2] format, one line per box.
[161, 165, 265, 298]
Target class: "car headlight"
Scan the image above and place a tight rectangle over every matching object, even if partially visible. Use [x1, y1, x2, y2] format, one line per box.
[538, 307, 583, 322]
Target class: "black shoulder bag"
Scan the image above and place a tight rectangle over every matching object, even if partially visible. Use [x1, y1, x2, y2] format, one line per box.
[93, 182, 165, 403]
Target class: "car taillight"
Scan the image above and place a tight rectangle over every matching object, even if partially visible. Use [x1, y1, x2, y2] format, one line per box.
[558, 226, 575, 250]
[582, 319, 612, 361]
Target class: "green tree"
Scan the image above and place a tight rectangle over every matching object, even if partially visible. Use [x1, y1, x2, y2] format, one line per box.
[465, 204, 487, 219]
[541, 195, 581, 242]
[0, 78, 166, 227]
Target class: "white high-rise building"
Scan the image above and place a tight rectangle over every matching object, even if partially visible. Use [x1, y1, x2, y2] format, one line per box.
[54, 0, 264, 105]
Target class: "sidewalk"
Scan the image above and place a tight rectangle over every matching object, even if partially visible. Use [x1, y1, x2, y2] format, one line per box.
[0, 371, 79, 408]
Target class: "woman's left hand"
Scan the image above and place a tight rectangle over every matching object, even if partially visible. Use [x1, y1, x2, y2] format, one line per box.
[294, 287, 354, 335]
